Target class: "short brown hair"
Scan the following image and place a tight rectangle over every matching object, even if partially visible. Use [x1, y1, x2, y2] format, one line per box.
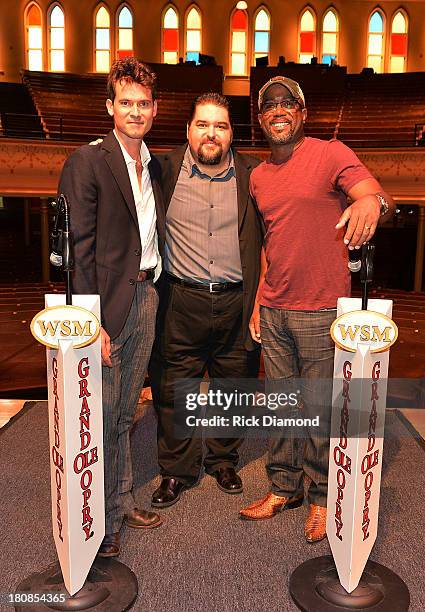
[107, 57, 157, 102]
[188, 92, 232, 127]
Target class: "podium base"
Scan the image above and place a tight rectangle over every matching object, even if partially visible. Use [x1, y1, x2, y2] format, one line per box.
[289, 555, 409, 611]
[15, 558, 138, 611]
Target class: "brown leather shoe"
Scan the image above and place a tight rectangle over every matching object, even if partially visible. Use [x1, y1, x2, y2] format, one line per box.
[239, 492, 304, 521]
[98, 532, 120, 558]
[211, 467, 243, 494]
[305, 504, 327, 542]
[124, 507, 162, 529]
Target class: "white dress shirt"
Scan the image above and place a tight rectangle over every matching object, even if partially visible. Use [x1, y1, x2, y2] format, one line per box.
[114, 130, 161, 280]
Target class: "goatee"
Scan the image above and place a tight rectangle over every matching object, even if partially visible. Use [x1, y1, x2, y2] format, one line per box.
[197, 142, 223, 165]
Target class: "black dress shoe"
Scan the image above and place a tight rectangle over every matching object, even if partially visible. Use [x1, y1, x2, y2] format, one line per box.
[98, 532, 120, 558]
[151, 477, 189, 508]
[211, 467, 243, 494]
[124, 507, 162, 529]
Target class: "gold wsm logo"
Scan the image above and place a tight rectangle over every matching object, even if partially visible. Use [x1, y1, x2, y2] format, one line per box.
[330, 310, 398, 353]
[30, 305, 100, 349]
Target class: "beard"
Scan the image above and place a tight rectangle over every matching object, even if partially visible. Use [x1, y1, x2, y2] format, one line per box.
[197, 141, 223, 165]
[262, 121, 296, 145]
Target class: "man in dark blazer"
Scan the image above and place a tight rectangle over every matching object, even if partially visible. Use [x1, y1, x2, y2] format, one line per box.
[150, 93, 262, 508]
[58, 58, 165, 557]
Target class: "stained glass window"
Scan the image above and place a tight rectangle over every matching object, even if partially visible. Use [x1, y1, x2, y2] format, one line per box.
[26, 3, 43, 71]
[117, 6, 133, 59]
[299, 8, 316, 64]
[186, 6, 201, 64]
[254, 8, 270, 65]
[163, 5, 179, 64]
[49, 5, 65, 71]
[390, 11, 407, 73]
[367, 10, 384, 73]
[322, 9, 338, 65]
[95, 6, 110, 72]
[231, 6, 248, 75]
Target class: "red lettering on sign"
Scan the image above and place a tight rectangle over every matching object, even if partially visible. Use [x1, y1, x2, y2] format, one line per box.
[332, 362, 353, 541]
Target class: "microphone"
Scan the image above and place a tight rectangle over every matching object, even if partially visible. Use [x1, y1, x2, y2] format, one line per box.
[50, 194, 74, 305]
[50, 195, 74, 270]
[50, 200, 63, 267]
[347, 248, 361, 273]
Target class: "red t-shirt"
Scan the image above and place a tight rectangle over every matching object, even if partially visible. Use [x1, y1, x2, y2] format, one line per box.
[250, 138, 373, 310]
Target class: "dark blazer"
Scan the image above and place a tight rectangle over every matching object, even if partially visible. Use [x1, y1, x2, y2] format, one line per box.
[58, 130, 165, 340]
[160, 144, 262, 351]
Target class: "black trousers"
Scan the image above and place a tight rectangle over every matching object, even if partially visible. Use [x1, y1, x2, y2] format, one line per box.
[150, 280, 259, 485]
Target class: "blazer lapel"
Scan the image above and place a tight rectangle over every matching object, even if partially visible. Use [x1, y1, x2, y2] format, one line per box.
[234, 149, 251, 234]
[102, 131, 138, 227]
[162, 144, 187, 211]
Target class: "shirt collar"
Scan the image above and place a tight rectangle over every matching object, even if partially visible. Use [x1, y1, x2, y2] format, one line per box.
[113, 130, 151, 168]
[183, 145, 235, 181]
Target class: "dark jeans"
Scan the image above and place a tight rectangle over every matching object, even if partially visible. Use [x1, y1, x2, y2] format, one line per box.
[260, 305, 336, 507]
[150, 281, 259, 485]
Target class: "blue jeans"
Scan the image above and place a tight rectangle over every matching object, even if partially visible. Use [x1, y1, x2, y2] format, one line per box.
[260, 305, 336, 506]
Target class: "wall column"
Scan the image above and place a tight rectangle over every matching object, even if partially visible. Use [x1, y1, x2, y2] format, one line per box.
[23, 198, 31, 248]
[414, 205, 425, 292]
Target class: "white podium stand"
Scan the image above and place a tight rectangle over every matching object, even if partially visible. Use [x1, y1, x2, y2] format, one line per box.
[328, 297, 392, 592]
[290, 295, 409, 611]
[17, 293, 138, 611]
[44, 294, 104, 595]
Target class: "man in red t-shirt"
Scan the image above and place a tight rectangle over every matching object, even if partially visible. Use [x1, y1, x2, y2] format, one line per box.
[239, 76, 394, 542]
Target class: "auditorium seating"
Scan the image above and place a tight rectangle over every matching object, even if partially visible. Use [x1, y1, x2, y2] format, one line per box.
[21, 67, 222, 145]
[337, 72, 425, 148]
[228, 96, 252, 146]
[0, 68, 422, 148]
[22, 71, 112, 141]
[0, 82, 44, 139]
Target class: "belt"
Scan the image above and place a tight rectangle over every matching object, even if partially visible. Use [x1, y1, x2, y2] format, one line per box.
[166, 273, 242, 293]
[137, 269, 155, 282]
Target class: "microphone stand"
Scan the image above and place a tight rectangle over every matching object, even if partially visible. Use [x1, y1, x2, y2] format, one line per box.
[360, 243, 375, 310]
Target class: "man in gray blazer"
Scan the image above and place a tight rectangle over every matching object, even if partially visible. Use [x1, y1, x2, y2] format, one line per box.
[150, 93, 263, 508]
[58, 58, 165, 557]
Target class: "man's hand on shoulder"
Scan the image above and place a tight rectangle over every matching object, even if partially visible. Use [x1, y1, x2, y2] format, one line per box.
[101, 327, 112, 367]
[89, 138, 104, 146]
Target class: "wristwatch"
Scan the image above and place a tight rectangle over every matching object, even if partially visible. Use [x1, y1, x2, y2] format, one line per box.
[375, 193, 389, 216]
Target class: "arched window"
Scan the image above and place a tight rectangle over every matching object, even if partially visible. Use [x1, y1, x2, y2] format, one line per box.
[162, 5, 179, 64]
[25, 3, 43, 71]
[299, 8, 316, 63]
[185, 6, 201, 63]
[48, 4, 65, 71]
[322, 8, 338, 65]
[390, 10, 408, 73]
[95, 5, 111, 72]
[367, 9, 385, 73]
[117, 5, 133, 59]
[230, 2, 248, 75]
[254, 7, 271, 65]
